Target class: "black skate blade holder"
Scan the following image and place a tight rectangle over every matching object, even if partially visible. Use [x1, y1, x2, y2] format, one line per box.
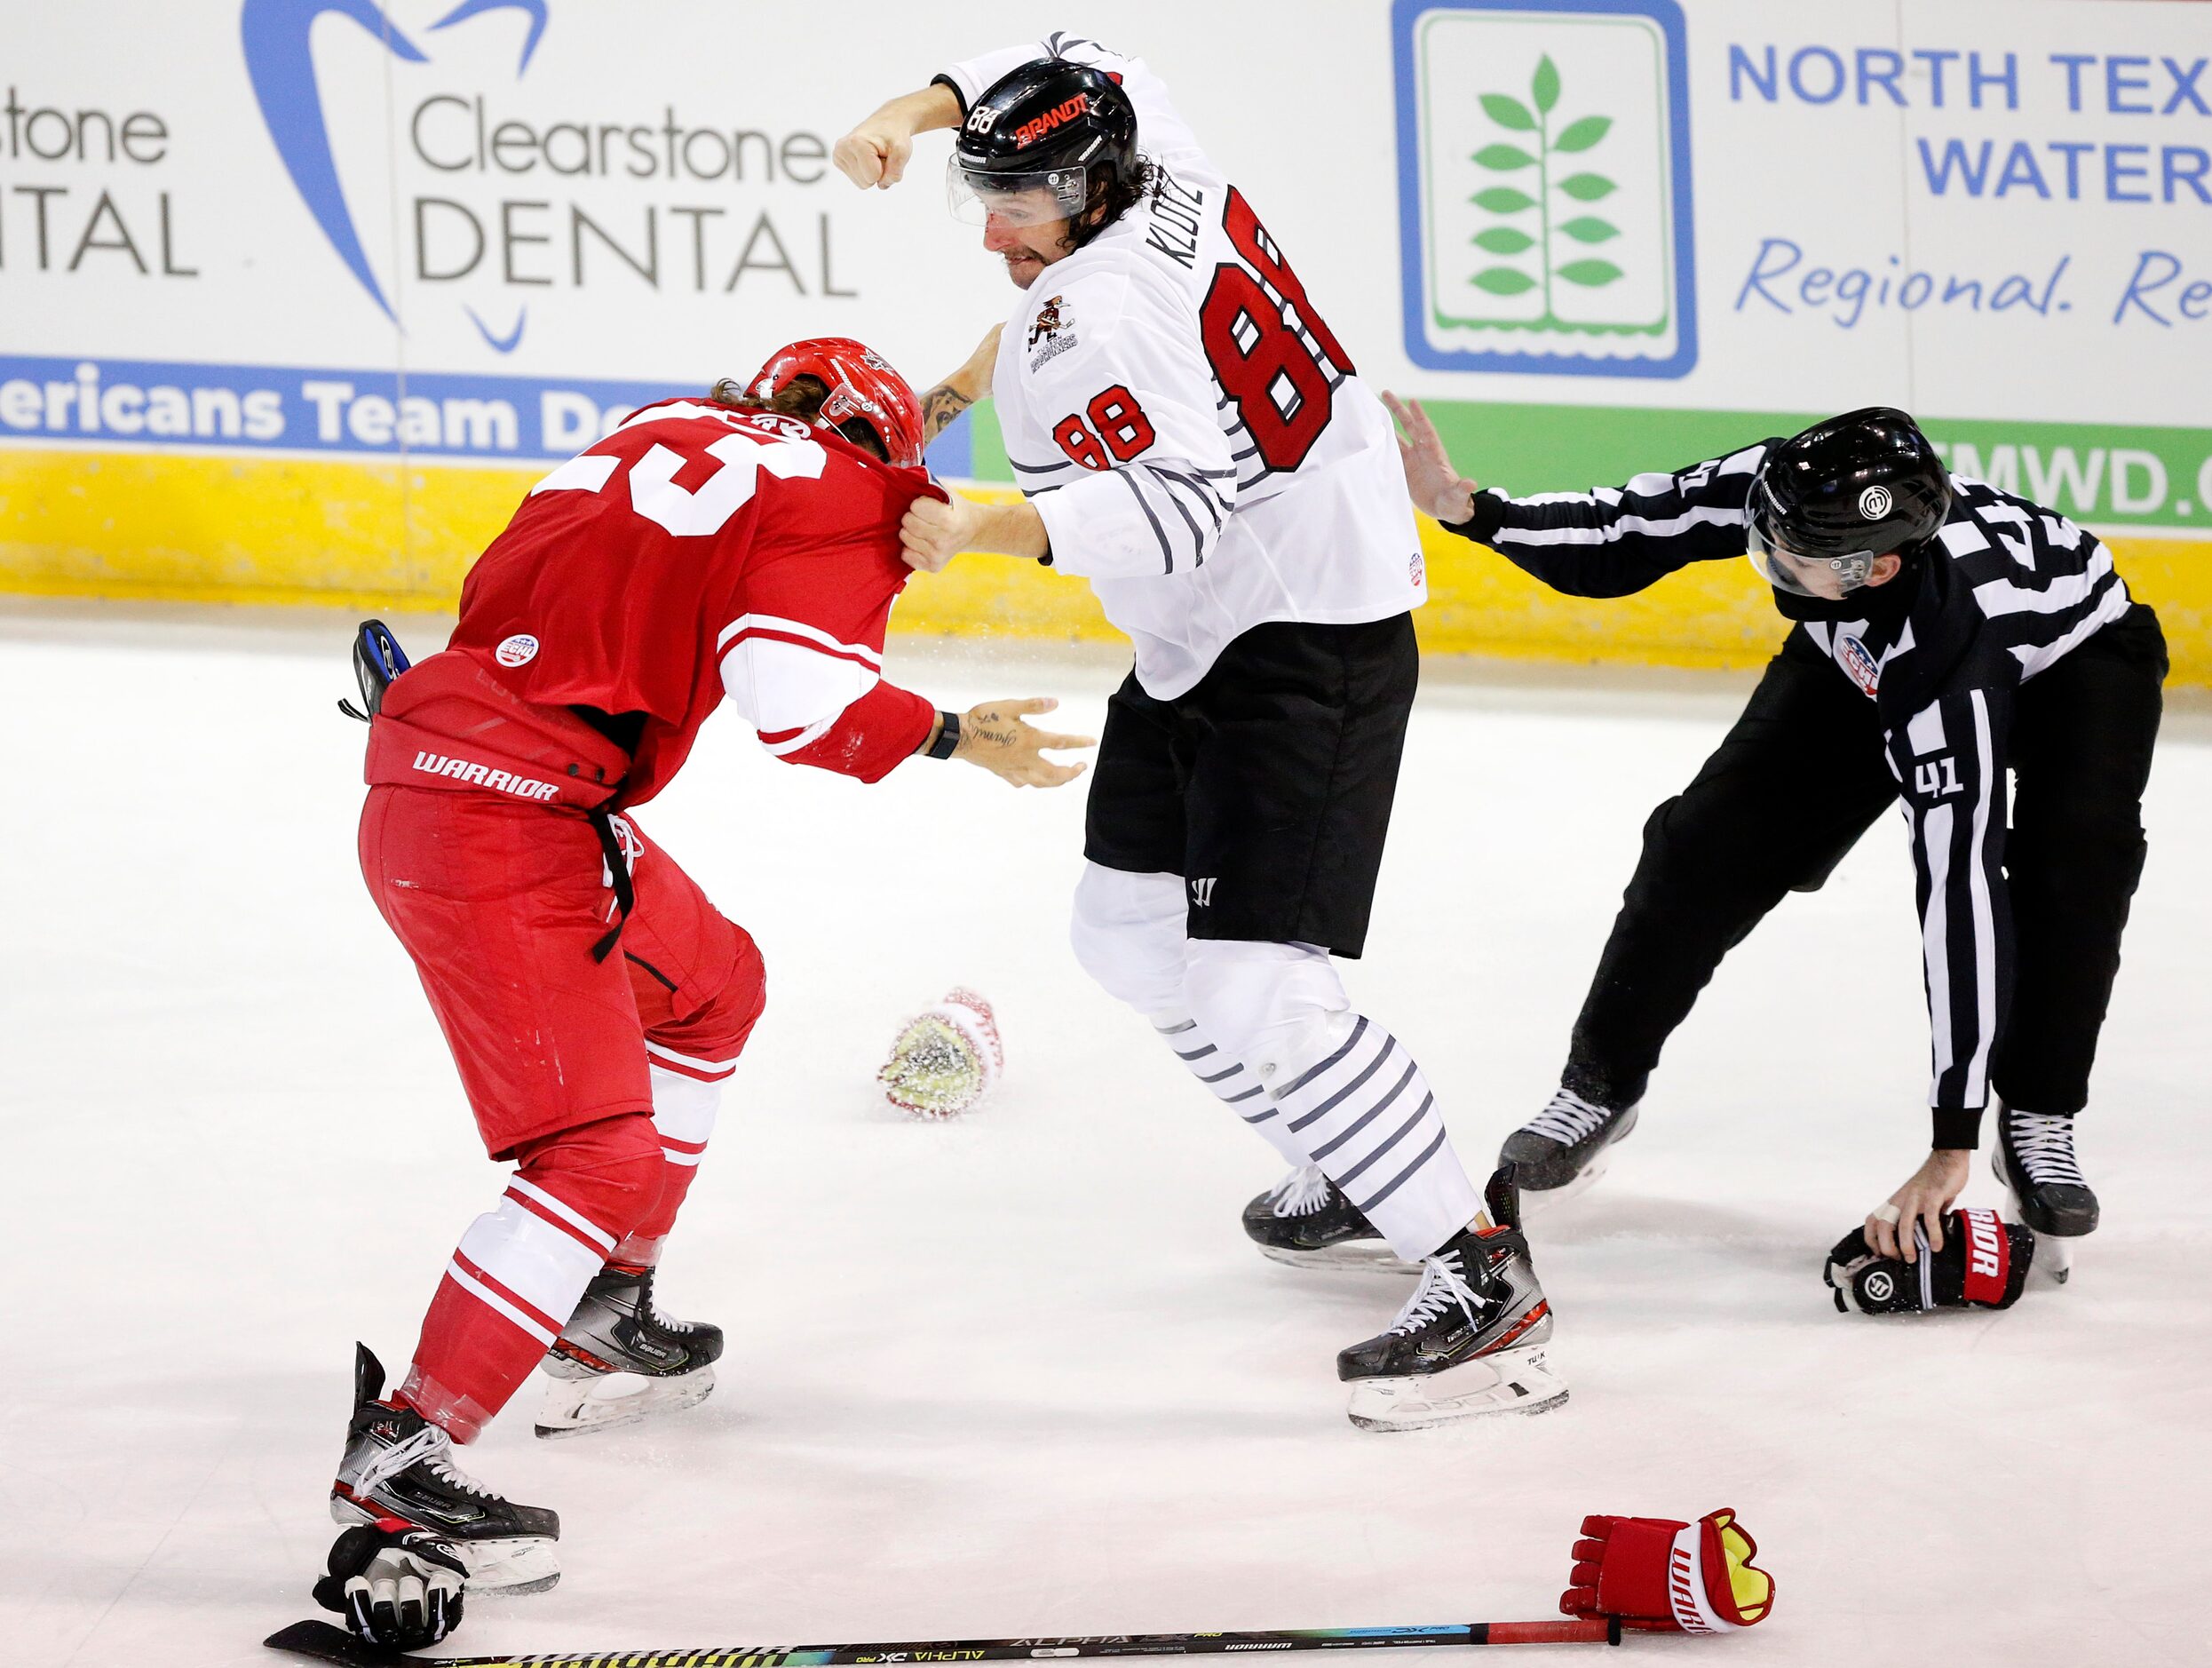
[338, 620, 412, 723]
[1992, 1155, 2078, 1286]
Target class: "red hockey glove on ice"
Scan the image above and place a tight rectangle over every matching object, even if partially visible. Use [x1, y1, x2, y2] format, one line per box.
[1560, 1508, 1772, 1633]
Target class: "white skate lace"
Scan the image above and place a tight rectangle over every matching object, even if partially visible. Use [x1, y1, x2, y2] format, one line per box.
[1266, 1164, 1334, 1218]
[627, 1275, 694, 1334]
[357, 1421, 496, 1502]
[648, 1301, 694, 1334]
[2007, 1112, 2087, 1187]
[1387, 1249, 1488, 1337]
[1523, 1088, 1613, 1147]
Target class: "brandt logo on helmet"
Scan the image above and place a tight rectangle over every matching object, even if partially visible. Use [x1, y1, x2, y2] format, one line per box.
[1015, 94, 1092, 148]
[496, 632, 539, 667]
[1859, 484, 1892, 519]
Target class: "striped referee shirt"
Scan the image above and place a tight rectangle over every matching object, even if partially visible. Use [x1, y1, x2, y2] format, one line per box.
[1445, 448, 2133, 1135]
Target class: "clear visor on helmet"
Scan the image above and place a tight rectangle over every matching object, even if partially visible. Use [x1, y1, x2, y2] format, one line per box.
[1746, 500, 1876, 599]
[947, 155, 1090, 226]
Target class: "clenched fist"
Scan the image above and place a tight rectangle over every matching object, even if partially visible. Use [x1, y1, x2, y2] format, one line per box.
[834, 85, 962, 189]
[901, 493, 983, 572]
[834, 118, 914, 189]
[900, 490, 1050, 570]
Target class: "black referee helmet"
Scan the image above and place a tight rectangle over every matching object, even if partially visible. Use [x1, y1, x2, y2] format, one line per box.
[1747, 408, 1953, 597]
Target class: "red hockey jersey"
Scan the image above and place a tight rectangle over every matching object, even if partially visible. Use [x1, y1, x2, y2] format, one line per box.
[411, 397, 943, 807]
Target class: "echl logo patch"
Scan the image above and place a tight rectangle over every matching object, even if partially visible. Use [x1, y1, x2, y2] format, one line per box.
[1836, 634, 1881, 698]
[496, 633, 539, 668]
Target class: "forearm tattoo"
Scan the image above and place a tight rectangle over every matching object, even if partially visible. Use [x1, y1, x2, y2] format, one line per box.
[920, 383, 975, 442]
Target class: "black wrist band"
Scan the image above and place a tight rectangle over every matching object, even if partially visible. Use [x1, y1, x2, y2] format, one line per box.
[926, 710, 961, 759]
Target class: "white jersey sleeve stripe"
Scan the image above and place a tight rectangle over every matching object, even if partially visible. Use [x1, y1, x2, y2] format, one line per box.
[1962, 690, 2000, 1106]
[719, 632, 880, 751]
[1493, 504, 1749, 549]
[717, 612, 881, 668]
[1919, 799, 1956, 1086]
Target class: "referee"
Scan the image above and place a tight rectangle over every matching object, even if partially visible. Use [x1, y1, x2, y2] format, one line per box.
[1386, 398, 2167, 1279]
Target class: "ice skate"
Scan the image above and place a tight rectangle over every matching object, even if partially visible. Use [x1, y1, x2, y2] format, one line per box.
[1241, 1165, 1420, 1275]
[1498, 1087, 1639, 1206]
[330, 1344, 560, 1594]
[1992, 1108, 2097, 1284]
[1337, 1166, 1566, 1430]
[534, 1264, 723, 1439]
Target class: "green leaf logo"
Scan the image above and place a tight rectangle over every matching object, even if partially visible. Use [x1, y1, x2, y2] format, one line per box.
[1556, 258, 1624, 287]
[1532, 56, 1560, 115]
[1553, 115, 1611, 154]
[1557, 173, 1616, 202]
[1464, 52, 1624, 323]
[1479, 91, 1536, 131]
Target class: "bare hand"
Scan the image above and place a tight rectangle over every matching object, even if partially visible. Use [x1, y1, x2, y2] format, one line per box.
[1867, 1148, 1971, 1264]
[954, 698, 1095, 788]
[833, 116, 914, 189]
[900, 494, 982, 572]
[1381, 392, 1481, 525]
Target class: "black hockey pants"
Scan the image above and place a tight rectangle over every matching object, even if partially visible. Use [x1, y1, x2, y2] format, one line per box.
[1558, 603, 2167, 1128]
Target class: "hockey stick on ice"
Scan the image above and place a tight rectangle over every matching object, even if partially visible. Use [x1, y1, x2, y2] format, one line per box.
[266, 1613, 1621, 1665]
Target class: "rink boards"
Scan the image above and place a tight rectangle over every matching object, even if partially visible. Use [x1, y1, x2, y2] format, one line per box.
[6, 0, 2210, 680]
[2, 419, 2206, 683]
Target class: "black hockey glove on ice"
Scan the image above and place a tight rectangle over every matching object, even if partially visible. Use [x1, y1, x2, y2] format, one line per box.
[1824, 1206, 2033, 1315]
[313, 1521, 467, 1649]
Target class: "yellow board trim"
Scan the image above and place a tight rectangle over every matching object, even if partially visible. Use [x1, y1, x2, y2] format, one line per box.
[2, 449, 2205, 683]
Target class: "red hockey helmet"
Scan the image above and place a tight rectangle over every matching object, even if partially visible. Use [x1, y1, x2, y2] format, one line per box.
[748, 336, 926, 468]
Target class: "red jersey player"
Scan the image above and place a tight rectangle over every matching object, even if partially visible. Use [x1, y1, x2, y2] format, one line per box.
[310, 338, 1090, 1651]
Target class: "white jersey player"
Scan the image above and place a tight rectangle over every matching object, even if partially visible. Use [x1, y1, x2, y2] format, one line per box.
[836, 34, 1561, 1428]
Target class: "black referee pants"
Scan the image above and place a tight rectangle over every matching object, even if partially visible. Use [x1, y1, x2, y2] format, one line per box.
[1559, 604, 2167, 1124]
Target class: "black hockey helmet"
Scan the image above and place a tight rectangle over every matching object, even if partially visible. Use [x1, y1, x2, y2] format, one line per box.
[948, 59, 1139, 236]
[1746, 407, 1952, 598]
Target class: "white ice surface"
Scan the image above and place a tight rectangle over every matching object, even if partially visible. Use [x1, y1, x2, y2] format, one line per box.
[4, 607, 2208, 1667]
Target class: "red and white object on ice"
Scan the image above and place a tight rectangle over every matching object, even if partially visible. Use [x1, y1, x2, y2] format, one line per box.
[878, 988, 1003, 1119]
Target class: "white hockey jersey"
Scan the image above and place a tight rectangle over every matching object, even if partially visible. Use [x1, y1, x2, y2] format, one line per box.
[938, 33, 1426, 699]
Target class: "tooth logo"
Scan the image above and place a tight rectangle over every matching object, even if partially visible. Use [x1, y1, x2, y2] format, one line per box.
[241, 0, 549, 327]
